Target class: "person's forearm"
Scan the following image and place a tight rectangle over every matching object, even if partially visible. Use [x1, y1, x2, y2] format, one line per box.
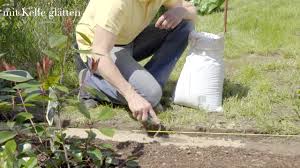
[92, 25, 136, 100]
[93, 55, 136, 100]
[181, 2, 197, 21]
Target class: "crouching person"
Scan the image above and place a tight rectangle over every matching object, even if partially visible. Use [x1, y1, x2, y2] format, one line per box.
[75, 0, 196, 124]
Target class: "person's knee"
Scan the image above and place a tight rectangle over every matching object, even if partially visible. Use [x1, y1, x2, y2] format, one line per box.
[145, 81, 162, 107]
[139, 79, 162, 107]
[130, 71, 162, 107]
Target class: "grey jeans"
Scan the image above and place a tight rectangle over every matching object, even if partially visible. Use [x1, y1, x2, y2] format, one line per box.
[79, 20, 194, 107]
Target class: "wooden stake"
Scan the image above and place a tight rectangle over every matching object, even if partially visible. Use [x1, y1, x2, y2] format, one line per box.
[224, 0, 229, 33]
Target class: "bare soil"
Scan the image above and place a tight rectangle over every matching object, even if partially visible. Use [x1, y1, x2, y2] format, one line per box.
[110, 141, 300, 168]
[65, 129, 300, 168]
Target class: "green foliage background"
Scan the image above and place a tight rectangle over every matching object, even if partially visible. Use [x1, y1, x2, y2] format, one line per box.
[0, 0, 88, 87]
[191, 0, 225, 15]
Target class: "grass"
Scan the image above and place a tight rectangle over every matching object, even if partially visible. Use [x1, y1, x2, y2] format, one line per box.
[60, 0, 300, 134]
[199, 0, 300, 59]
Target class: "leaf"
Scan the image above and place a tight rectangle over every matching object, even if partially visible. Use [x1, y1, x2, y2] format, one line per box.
[49, 34, 68, 48]
[71, 150, 83, 162]
[87, 148, 103, 164]
[17, 103, 35, 107]
[77, 31, 92, 46]
[0, 131, 16, 144]
[0, 101, 11, 107]
[15, 112, 33, 123]
[0, 70, 33, 82]
[75, 49, 92, 55]
[126, 160, 139, 168]
[53, 132, 63, 144]
[0, 53, 5, 58]
[0, 87, 16, 93]
[55, 85, 69, 93]
[23, 157, 38, 168]
[24, 87, 41, 94]
[5, 139, 17, 154]
[2, 140, 16, 167]
[42, 76, 60, 90]
[65, 98, 78, 105]
[14, 82, 40, 90]
[105, 156, 119, 166]
[0, 0, 7, 6]
[46, 87, 58, 126]
[83, 86, 110, 102]
[99, 128, 115, 137]
[207, 0, 223, 13]
[98, 107, 114, 121]
[296, 88, 300, 98]
[0, 95, 12, 101]
[91, 57, 100, 73]
[24, 93, 42, 103]
[100, 143, 113, 149]
[42, 49, 59, 61]
[86, 130, 97, 140]
[77, 102, 91, 119]
[6, 121, 15, 130]
[194, 0, 225, 15]
[35, 125, 45, 136]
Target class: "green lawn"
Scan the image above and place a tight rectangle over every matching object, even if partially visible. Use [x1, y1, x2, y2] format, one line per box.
[62, 0, 300, 134]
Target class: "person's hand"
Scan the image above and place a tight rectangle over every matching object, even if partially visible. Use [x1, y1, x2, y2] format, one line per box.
[126, 92, 160, 124]
[155, 7, 186, 30]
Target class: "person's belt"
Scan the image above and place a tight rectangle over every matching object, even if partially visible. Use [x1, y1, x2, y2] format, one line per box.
[115, 44, 127, 47]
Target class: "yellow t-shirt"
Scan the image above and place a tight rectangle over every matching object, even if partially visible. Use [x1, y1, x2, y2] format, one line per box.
[76, 0, 177, 62]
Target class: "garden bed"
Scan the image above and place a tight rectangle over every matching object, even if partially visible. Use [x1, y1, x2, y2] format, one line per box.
[77, 141, 300, 168]
[61, 128, 300, 168]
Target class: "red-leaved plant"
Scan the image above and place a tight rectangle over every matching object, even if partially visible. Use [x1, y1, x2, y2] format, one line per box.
[0, 61, 16, 71]
[91, 58, 100, 74]
[36, 56, 53, 80]
[63, 16, 73, 35]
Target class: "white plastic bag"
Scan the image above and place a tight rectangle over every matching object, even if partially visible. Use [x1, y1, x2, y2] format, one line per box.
[173, 31, 225, 112]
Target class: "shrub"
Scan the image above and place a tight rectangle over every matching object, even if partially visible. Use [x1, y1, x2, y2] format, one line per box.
[0, 53, 133, 167]
[191, 0, 225, 15]
[0, 0, 88, 87]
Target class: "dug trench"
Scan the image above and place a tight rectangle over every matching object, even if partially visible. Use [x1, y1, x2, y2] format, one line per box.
[65, 128, 300, 168]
